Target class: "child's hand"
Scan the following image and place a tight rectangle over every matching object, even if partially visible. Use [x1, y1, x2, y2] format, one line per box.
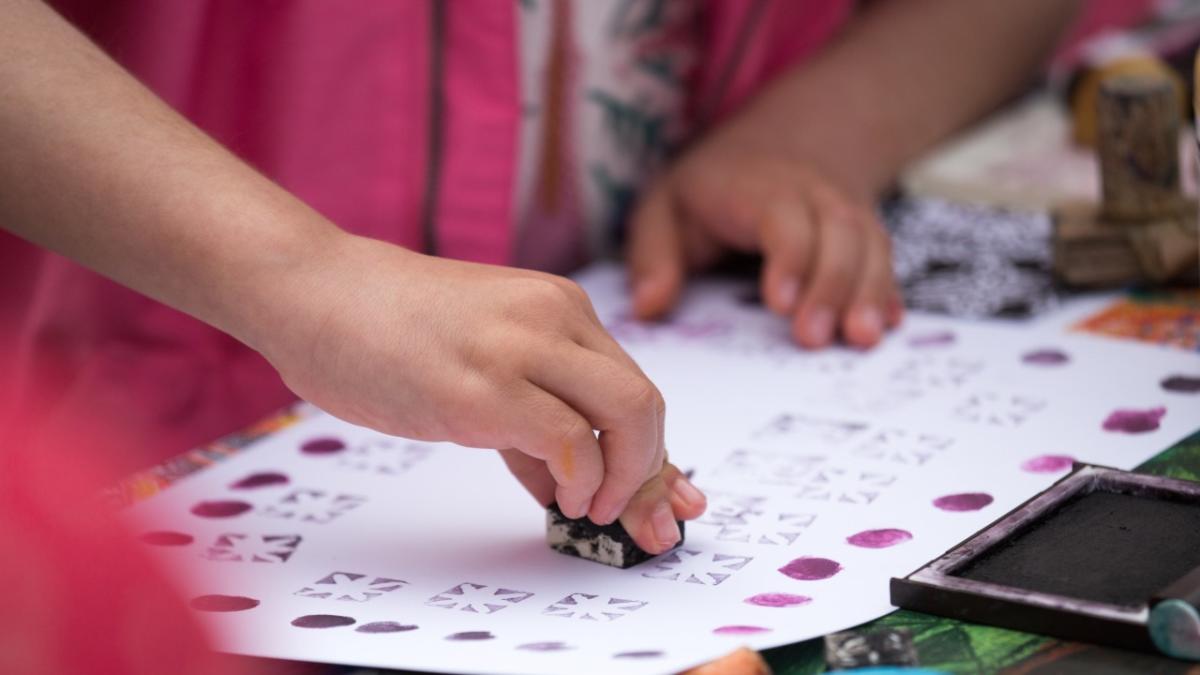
[626, 122, 902, 350]
[261, 235, 704, 554]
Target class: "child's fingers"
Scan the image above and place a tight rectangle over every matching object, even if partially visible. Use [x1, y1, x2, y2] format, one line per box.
[886, 285, 906, 328]
[617, 473, 682, 555]
[841, 217, 895, 348]
[790, 187, 866, 349]
[626, 186, 686, 320]
[529, 344, 663, 526]
[661, 461, 707, 521]
[574, 328, 667, 508]
[614, 462, 705, 555]
[505, 384, 606, 520]
[498, 448, 557, 506]
[757, 191, 817, 316]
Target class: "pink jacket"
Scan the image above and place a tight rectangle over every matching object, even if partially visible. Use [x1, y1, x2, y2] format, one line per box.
[4, 0, 1152, 469]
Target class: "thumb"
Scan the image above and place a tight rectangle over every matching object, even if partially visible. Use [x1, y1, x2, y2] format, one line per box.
[759, 191, 816, 316]
[626, 186, 685, 320]
[617, 461, 706, 555]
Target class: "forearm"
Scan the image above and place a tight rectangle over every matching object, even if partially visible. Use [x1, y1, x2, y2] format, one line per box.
[728, 0, 1082, 201]
[0, 0, 350, 352]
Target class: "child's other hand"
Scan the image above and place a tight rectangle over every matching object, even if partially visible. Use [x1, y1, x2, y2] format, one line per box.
[261, 235, 703, 554]
[626, 123, 902, 350]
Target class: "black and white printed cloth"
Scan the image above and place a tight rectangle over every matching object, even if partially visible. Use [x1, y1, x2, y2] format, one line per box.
[885, 197, 1061, 319]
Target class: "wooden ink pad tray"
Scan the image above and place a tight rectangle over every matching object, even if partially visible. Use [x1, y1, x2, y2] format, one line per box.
[892, 464, 1200, 660]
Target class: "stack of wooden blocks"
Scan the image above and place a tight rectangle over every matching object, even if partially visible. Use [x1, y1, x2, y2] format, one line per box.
[1053, 70, 1199, 287]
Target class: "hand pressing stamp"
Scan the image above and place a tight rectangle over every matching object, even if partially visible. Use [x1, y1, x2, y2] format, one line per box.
[546, 503, 684, 569]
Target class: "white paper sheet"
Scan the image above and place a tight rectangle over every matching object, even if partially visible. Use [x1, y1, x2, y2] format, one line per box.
[124, 263, 1200, 675]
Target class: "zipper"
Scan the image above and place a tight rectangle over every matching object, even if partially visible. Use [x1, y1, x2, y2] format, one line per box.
[694, 0, 768, 129]
[420, 0, 446, 256]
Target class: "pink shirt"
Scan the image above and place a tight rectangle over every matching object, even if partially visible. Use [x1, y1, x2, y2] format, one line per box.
[3, 0, 1150, 470]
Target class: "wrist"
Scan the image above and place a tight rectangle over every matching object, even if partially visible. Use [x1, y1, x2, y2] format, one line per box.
[218, 215, 358, 360]
[237, 227, 429, 380]
[710, 55, 906, 205]
[728, 97, 887, 204]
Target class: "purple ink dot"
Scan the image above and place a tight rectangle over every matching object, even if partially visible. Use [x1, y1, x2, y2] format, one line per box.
[301, 437, 346, 455]
[1022, 349, 1070, 366]
[933, 492, 994, 512]
[355, 621, 417, 634]
[230, 471, 289, 490]
[847, 528, 913, 549]
[1161, 375, 1200, 394]
[614, 651, 664, 659]
[140, 530, 194, 547]
[908, 331, 956, 348]
[190, 500, 253, 518]
[779, 556, 842, 581]
[190, 595, 260, 612]
[1020, 455, 1075, 473]
[292, 614, 356, 629]
[446, 631, 494, 641]
[518, 641, 574, 652]
[714, 625, 772, 635]
[1102, 407, 1166, 434]
[745, 593, 812, 608]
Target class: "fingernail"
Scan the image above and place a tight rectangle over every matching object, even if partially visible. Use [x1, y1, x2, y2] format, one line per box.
[672, 475, 706, 509]
[776, 278, 799, 312]
[651, 502, 681, 549]
[859, 306, 883, 340]
[560, 491, 591, 520]
[594, 500, 623, 526]
[804, 307, 834, 345]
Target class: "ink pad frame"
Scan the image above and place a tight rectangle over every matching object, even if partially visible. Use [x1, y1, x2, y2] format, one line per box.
[891, 464, 1200, 660]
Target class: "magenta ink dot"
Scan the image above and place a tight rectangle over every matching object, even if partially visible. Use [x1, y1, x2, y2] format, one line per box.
[140, 530, 193, 547]
[847, 528, 913, 549]
[745, 593, 812, 608]
[292, 614, 356, 629]
[714, 625, 771, 635]
[1102, 407, 1166, 434]
[908, 331, 955, 348]
[190, 595, 260, 612]
[446, 631, 494, 641]
[779, 556, 842, 581]
[518, 642, 574, 652]
[1020, 455, 1075, 473]
[355, 621, 417, 634]
[933, 492, 994, 512]
[230, 471, 289, 490]
[190, 500, 253, 518]
[614, 651, 664, 659]
[1161, 375, 1200, 394]
[1022, 349, 1070, 366]
[301, 437, 346, 455]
